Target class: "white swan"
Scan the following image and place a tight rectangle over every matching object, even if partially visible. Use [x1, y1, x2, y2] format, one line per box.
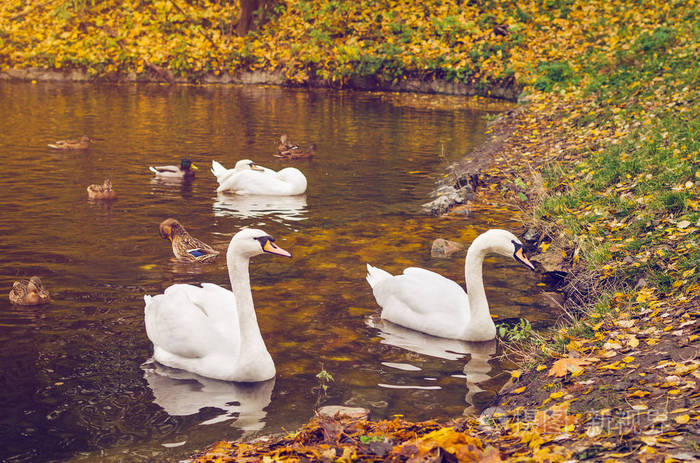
[366, 229, 535, 342]
[211, 159, 307, 195]
[144, 228, 291, 382]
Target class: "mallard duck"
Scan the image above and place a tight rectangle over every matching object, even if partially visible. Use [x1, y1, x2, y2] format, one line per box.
[9, 276, 50, 305]
[86, 179, 117, 200]
[366, 229, 535, 341]
[149, 159, 198, 179]
[277, 134, 299, 156]
[48, 135, 92, 150]
[159, 218, 219, 263]
[276, 143, 315, 160]
[211, 159, 307, 195]
[144, 228, 292, 381]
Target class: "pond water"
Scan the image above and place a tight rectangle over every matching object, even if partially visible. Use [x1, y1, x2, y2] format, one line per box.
[0, 82, 554, 462]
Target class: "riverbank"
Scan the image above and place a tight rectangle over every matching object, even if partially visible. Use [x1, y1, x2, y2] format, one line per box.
[190, 1, 698, 461]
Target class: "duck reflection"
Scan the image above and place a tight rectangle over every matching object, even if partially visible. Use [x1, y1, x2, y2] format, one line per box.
[150, 177, 194, 200]
[366, 316, 497, 412]
[141, 361, 275, 431]
[212, 192, 307, 222]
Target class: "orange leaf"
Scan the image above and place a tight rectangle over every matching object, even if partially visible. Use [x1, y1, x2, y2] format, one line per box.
[548, 357, 591, 377]
[479, 446, 504, 462]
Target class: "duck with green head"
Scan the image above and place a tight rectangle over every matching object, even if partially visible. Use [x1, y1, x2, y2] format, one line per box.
[149, 159, 198, 179]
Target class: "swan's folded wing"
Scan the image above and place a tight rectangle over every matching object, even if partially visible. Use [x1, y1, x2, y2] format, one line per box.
[377, 267, 467, 315]
[145, 284, 222, 359]
[217, 170, 284, 195]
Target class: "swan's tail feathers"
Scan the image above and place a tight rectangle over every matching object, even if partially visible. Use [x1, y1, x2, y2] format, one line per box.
[148, 166, 158, 174]
[144, 294, 153, 308]
[366, 264, 392, 288]
[211, 160, 227, 180]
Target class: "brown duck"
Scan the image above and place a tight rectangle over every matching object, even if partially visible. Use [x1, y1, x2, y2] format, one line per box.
[277, 134, 300, 156]
[276, 143, 315, 160]
[87, 179, 117, 200]
[9, 276, 50, 305]
[159, 218, 219, 263]
[48, 135, 92, 150]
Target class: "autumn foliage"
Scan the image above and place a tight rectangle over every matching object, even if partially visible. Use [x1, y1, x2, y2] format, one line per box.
[0, 0, 692, 94]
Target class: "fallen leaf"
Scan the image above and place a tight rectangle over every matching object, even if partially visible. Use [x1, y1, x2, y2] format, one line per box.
[548, 357, 591, 377]
[640, 435, 657, 446]
[479, 446, 504, 462]
[674, 414, 690, 424]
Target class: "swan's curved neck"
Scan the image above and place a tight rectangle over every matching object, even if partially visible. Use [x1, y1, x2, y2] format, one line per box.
[227, 249, 264, 345]
[464, 244, 490, 320]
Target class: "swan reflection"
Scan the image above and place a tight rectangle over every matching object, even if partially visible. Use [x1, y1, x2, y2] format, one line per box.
[366, 316, 498, 412]
[142, 361, 275, 431]
[366, 315, 476, 361]
[212, 192, 307, 222]
[460, 340, 498, 415]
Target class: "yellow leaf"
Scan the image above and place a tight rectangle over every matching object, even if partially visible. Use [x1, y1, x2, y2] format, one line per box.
[675, 414, 690, 424]
[622, 356, 635, 363]
[640, 435, 657, 446]
[512, 386, 527, 394]
[629, 390, 650, 398]
[510, 369, 523, 379]
[536, 364, 547, 371]
[539, 242, 551, 252]
[549, 391, 565, 399]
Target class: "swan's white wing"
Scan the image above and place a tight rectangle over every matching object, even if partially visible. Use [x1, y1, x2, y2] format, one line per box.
[370, 267, 469, 338]
[211, 160, 233, 184]
[377, 267, 467, 314]
[144, 283, 238, 360]
[275, 168, 307, 194]
[217, 169, 305, 195]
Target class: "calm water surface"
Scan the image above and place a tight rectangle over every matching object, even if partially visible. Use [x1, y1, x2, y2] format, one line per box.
[0, 82, 554, 462]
